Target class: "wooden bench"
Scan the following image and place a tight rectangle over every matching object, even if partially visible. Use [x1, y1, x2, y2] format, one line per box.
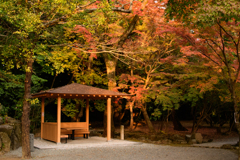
[75, 131, 90, 139]
[61, 134, 68, 143]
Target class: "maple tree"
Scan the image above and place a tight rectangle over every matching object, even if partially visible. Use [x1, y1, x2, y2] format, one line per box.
[64, 0, 169, 134]
[165, 0, 240, 157]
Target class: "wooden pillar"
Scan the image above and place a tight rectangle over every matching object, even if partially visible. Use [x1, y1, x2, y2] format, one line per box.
[57, 97, 61, 144]
[86, 99, 89, 131]
[107, 98, 111, 141]
[41, 98, 45, 140]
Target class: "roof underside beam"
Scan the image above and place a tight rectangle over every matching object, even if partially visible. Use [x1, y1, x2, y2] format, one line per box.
[32, 93, 126, 99]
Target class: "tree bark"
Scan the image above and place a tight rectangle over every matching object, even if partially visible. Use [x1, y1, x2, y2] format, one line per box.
[129, 102, 133, 131]
[129, 67, 134, 131]
[142, 104, 155, 132]
[22, 59, 34, 159]
[102, 55, 117, 137]
[141, 74, 155, 132]
[171, 108, 188, 131]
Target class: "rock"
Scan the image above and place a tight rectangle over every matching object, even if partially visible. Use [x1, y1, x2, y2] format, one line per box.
[0, 117, 3, 125]
[0, 124, 13, 137]
[162, 139, 168, 144]
[208, 139, 213, 142]
[191, 139, 197, 144]
[5, 117, 20, 124]
[150, 135, 159, 141]
[169, 134, 184, 142]
[185, 134, 192, 143]
[192, 133, 203, 144]
[0, 132, 11, 152]
[221, 144, 233, 149]
[157, 140, 162, 144]
[0, 136, 2, 149]
[0, 118, 22, 150]
[202, 139, 208, 143]
[139, 137, 146, 141]
[167, 139, 172, 143]
[181, 141, 188, 144]
[177, 140, 186, 144]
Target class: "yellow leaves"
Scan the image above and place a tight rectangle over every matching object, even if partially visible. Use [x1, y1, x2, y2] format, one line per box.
[108, 23, 124, 36]
[146, 46, 158, 52]
[25, 66, 31, 73]
[30, 98, 39, 105]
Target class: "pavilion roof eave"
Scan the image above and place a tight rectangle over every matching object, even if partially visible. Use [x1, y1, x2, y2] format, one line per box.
[32, 92, 130, 99]
[31, 83, 131, 99]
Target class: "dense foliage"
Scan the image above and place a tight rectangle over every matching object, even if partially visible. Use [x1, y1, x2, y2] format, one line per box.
[0, 0, 239, 158]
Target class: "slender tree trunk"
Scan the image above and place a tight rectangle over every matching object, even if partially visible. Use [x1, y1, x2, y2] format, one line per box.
[141, 74, 155, 132]
[142, 104, 155, 132]
[129, 102, 134, 131]
[171, 108, 188, 131]
[230, 85, 240, 160]
[22, 59, 34, 159]
[129, 67, 134, 131]
[103, 14, 139, 137]
[191, 106, 197, 133]
[103, 55, 117, 137]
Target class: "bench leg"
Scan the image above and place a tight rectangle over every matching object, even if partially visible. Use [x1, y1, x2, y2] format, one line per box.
[83, 134, 85, 138]
[86, 134, 88, 139]
[66, 138, 67, 143]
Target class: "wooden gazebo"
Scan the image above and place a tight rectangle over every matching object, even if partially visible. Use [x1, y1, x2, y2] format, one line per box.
[32, 83, 130, 144]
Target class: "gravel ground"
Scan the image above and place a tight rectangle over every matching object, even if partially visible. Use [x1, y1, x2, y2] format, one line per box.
[1, 143, 238, 160]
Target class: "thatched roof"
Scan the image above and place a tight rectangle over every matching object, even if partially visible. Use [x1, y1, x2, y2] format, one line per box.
[32, 83, 130, 99]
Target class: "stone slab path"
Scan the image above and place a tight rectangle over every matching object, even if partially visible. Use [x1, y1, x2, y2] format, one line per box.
[193, 136, 238, 148]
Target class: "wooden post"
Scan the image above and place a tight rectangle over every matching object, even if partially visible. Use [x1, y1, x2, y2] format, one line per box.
[130, 103, 133, 131]
[57, 97, 61, 144]
[120, 125, 124, 140]
[86, 99, 89, 131]
[41, 98, 45, 140]
[107, 98, 111, 141]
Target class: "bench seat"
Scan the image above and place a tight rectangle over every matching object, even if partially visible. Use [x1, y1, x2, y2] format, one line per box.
[75, 131, 90, 139]
[60, 134, 68, 143]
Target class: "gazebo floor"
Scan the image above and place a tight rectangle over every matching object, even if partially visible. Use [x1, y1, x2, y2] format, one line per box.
[34, 137, 141, 149]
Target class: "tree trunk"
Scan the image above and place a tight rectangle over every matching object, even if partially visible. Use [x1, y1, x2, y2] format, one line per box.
[22, 59, 34, 159]
[129, 67, 134, 131]
[141, 104, 155, 132]
[102, 55, 117, 137]
[230, 85, 240, 160]
[172, 108, 188, 131]
[191, 106, 197, 133]
[129, 102, 133, 131]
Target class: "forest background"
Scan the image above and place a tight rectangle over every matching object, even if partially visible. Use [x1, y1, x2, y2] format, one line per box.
[0, 0, 240, 159]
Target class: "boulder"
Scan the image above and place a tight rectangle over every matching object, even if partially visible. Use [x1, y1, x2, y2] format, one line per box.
[0, 136, 2, 149]
[11, 123, 22, 150]
[0, 117, 3, 125]
[185, 134, 192, 143]
[0, 119, 22, 150]
[169, 134, 184, 141]
[0, 132, 11, 152]
[0, 124, 13, 137]
[192, 133, 203, 144]
[191, 139, 197, 144]
[202, 139, 208, 143]
[5, 117, 20, 124]
[221, 144, 233, 149]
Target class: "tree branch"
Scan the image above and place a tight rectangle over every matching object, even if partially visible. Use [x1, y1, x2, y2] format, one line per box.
[118, 15, 139, 47]
[42, 16, 67, 28]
